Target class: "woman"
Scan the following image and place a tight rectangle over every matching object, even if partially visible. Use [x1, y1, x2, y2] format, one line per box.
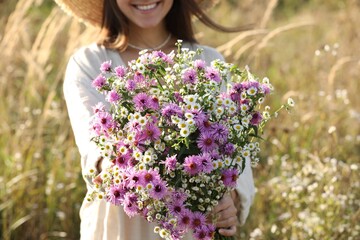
[56, 0, 255, 239]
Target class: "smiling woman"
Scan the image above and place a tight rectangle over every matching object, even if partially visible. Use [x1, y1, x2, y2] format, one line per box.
[54, 0, 256, 239]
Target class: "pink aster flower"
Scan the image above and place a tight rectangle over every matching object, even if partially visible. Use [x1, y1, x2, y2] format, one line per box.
[204, 66, 221, 83]
[163, 155, 177, 172]
[194, 59, 206, 70]
[183, 155, 202, 175]
[161, 103, 183, 119]
[138, 169, 161, 186]
[171, 190, 188, 204]
[95, 111, 114, 130]
[149, 96, 159, 110]
[221, 168, 239, 188]
[193, 224, 215, 240]
[115, 65, 127, 78]
[182, 68, 198, 84]
[92, 102, 106, 114]
[190, 211, 207, 230]
[125, 79, 137, 91]
[141, 123, 161, 142]
[197, 132, 217, 153]
[106, 90, 121, 103]
[100, 60, 111, 72]
[123, 193, 139, 217]
[92, 75, 106, 89]
[177, 209, 192, 230]
[106, 184, 126, 206]
[198, 153, 213, 173]
[133, 71, 145, 83]
[133, 92, 151, 111]
[114, 152, 131, 168]
[168, 201, 185, 217]
[149, 179, 168, 199]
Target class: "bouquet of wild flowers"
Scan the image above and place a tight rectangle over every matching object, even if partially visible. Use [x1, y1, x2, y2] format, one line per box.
[85, 40, 293, 240]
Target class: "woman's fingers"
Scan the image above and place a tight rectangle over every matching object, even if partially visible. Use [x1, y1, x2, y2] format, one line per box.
[215, 214, 238, 228]
[218, 225, 237, 236]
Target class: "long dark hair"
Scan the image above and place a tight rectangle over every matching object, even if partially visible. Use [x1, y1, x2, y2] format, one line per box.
[100, 0, 242, 51]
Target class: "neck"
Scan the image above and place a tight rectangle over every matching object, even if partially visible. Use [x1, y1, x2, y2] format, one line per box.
[128, 22, 170, 50]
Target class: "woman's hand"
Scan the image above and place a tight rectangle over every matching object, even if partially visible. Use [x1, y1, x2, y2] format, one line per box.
[212, 192, 239, 236]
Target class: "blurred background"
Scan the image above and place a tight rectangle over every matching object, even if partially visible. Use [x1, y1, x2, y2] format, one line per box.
[0, 0, 359, 239]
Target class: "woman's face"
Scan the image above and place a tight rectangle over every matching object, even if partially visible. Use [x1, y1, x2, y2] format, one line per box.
[116, 0, 173, 30]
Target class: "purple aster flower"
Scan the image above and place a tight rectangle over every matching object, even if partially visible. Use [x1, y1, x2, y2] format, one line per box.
[210, 123, 229, 143]
[133, 92, 151, 111]
[250, 111, 263, 126]
[149, 96, 159, 110]
[194, 59, 206, 70]
[161, 103, 183, 119]
[164, 155, 177, 172]
[125, 79, 137, 91]
[123, 193, 138, 217]
[223, 142, 236, 156]
[230, 91, 241, 102]
[221, 168, 239, 188]
[149, 179, 168, 199]
[141, 123, 161, 142]
[96, 111, 114, 130]
[198, 153, 213, 173]
[177, 209, 192, 230]
[182, 68, 198, 84]
[133, 71, 145, 83]
[139, 169, 160, 186]
[100, 60, 111, 72]
[174, 92, 184, 103]
[115, 65, 127, 77]
[259, 83, 271, 94]
[197, 132, 217, 153]
[114, 152, 131, 168]
[168, 201, 185, 217]
[204, 66, 221, 83]
[106, 90, 121, 103]
[232, 83, 244, 93]
[183, 155, 202, 175]
[193, 224, 215, 240]
[191, 211, 207, 230]
[92, 75, 106, 89]
[171, 190, 188, 204]
[127, 171, 141, 188]
[106, 184, 126, 206]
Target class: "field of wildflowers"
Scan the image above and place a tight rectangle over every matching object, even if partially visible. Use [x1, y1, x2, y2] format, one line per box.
[0, 0, 359, 239]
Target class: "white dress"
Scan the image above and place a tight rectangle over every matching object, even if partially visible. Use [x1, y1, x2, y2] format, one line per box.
[63, 42, 256, 240]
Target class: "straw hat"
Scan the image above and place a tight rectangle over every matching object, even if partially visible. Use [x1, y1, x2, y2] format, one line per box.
[54, 0, 218, 27]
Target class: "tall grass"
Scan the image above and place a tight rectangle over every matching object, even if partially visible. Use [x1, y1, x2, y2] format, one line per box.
[0, 0, 359, 239]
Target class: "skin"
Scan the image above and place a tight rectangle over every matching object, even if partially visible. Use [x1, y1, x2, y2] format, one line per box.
[108, 0, 241, 236]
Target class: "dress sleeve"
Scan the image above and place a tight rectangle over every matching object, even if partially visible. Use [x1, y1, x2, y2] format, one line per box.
[63, 54, 107, 189]
[199, 44, 256, 225]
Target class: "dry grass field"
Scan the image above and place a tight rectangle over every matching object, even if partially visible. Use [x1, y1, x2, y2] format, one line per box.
[0, 0, 359, 239]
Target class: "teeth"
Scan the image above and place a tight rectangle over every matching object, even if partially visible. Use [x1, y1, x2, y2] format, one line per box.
[136, 3, 157, 11]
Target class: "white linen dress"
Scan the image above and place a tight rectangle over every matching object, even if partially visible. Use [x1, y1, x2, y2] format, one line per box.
[63, 42, 256, 240]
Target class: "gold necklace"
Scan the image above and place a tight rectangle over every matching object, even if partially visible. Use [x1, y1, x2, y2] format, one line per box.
[128, 34, 172, 51]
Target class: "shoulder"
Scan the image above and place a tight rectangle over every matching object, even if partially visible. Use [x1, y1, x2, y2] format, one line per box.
[70, 43, 110, 69]
[66, 43, 121, 81]
[186, 42, 225, 63]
